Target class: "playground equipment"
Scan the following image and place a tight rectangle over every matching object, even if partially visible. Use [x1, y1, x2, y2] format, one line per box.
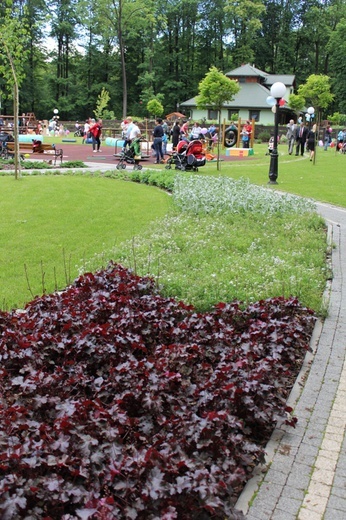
[0, 112, 38, 134]
[223, 118, 255, 148]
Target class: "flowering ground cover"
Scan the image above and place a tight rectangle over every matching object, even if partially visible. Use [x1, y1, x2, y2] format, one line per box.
[0, 264, 315, 519]
[80, 175, 327, 314]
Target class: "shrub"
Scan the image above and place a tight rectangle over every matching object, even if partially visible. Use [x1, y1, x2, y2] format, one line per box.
[18, 160, 53, 170]
[61, 160, 88, 169]
[124, 169, 176, 191]
[0, 263, 315, 519]
[257, 131, 271, 142]
[0, 159, 88, 170]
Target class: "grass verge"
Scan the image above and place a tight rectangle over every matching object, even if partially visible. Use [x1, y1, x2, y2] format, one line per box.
[0, 164, 329, 315]
[78, 176, 328, 314]
[0, 174, 171, 310]
[192, 142, 346, 207]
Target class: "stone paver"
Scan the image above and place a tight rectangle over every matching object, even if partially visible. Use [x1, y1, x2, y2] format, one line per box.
[236, 203, 346, 519]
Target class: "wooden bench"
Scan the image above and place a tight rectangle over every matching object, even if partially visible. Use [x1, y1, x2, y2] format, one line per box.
[6, 141, 63, 165]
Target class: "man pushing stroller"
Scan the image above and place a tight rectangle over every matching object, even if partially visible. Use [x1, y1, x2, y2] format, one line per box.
[116, 120, 143, 170]
[123, 118, 142, 159]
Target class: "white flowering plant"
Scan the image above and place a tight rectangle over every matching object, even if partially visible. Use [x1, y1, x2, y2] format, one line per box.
[79, 175, 327, 314]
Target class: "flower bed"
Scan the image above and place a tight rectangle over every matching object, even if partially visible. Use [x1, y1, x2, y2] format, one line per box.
[0, 264, 315, 519]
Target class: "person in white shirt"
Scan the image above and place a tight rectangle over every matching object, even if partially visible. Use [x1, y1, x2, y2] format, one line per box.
[129, 121, 140, 140]
[122, 117, 133, 150]
[129, 121, 141, 158]
[82, 119, 90, 144]
[190, 122, 202, 140]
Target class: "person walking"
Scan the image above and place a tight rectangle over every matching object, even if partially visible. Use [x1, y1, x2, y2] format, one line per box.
[323, 122, 333, 151]
[286, 119, 297, 155]
[82, 119, 90, 144]
[162, 119, 169, 140]
[129, 120, 141, 158]
[337, 128, 346, 152]
[153, 118, 165, 164]
[295, 122, 308, 156]
[162, 132, 168, 155]
[172, 121, 180, 149]
[306, 123, 317, 162]
[90, 118, 103, 152]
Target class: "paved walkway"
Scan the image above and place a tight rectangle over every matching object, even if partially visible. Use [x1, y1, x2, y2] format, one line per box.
[236, 202, 346, 519]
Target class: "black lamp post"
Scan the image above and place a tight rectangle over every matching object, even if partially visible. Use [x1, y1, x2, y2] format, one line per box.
[268, 82, 286, 185]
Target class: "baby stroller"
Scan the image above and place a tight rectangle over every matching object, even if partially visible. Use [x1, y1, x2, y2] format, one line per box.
[116, 138, 143, 170]
[74, 128, 84, 137]
[165, 139, 206, 172]
[0, 133, 14, 159]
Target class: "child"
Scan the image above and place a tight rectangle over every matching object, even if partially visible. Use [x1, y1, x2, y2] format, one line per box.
[211, 131, 218, 150]
[266, 136, 274, 155]
[162, 132, 168, 155]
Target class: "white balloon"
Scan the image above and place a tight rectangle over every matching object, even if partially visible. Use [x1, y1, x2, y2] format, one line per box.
[271, 105, 277, 113]
[270, 82, 286, 98]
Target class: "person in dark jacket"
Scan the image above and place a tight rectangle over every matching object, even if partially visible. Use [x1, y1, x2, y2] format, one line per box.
[295, 122, 308, 156]
[172, 121, 181, 150]
[153, 118, 164, 163]
[306, 123, 317, 162]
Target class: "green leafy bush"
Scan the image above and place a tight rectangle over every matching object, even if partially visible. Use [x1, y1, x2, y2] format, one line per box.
[61, 160, 88, 168]
[124, 169, 176, 191]
[0, 159, 87, 170]
[0, 263, 314, 519]
[257, 131, 271, 142]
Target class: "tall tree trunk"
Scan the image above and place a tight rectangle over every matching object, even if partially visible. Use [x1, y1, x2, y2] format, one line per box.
[119, 29, 127, 119]
[13, 82, 21, 180]
[3, 39, 21, 179]
[217, 109, 221, 171]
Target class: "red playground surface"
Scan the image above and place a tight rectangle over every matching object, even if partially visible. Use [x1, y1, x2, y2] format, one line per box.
[60, 142, 253, 166]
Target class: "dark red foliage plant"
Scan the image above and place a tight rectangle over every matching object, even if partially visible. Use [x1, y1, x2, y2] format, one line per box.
[0, 263, 315, 519]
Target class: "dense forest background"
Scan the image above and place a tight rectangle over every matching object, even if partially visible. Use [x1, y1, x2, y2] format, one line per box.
[1, 0, 346, 122]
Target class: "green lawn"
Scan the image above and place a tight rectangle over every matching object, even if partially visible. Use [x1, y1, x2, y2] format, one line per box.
[110, 139, 343, 207]
[0, 175, 171, 310]
[0, 139, 338, 313]
[40, 135, 345, 208]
